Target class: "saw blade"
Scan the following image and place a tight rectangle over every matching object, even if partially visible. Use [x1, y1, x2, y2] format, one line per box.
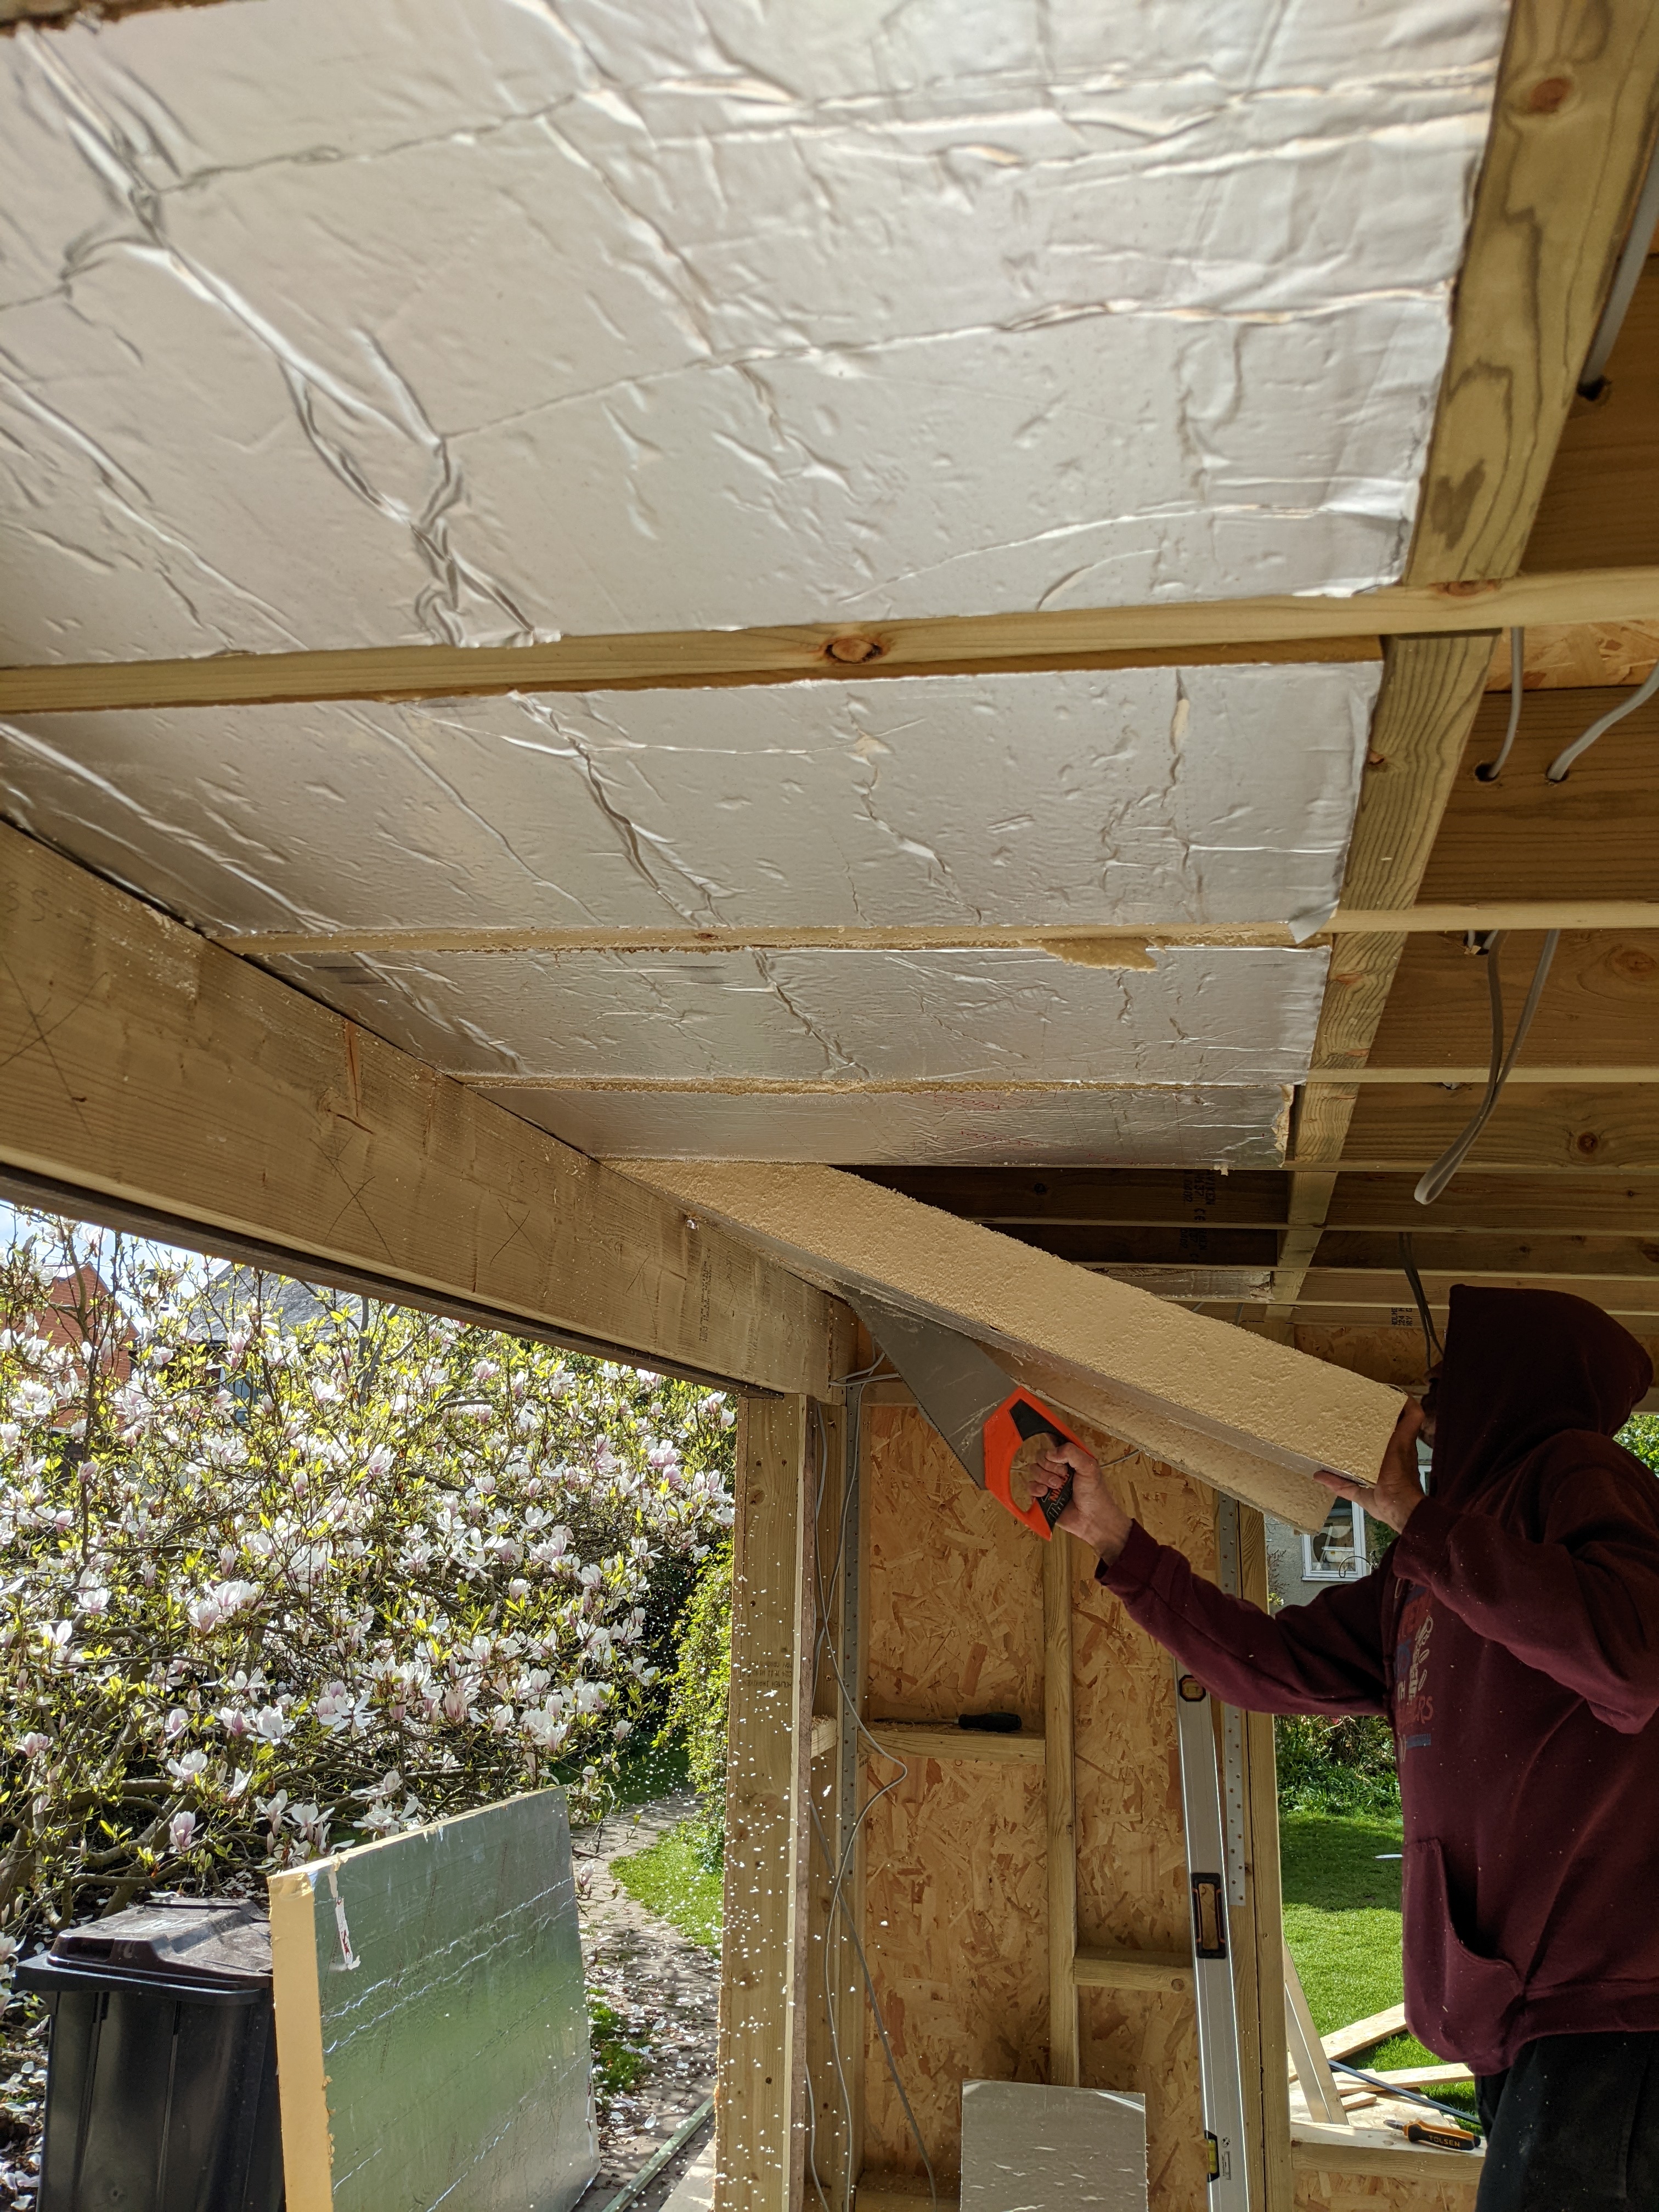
[845, 1289, 1017, 1488]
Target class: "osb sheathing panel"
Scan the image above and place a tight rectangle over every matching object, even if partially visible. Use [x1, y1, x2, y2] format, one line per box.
[861, 1405, 1048, 2181]
[1073, 1443, 1215, 2211]
[865, 1405, 1045, 1730]
[1293, 2164, 1481, 2210]
[859, 1406, 1212, 2197]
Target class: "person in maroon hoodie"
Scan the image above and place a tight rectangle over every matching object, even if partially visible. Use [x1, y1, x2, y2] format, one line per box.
[1030, 1285, 1659, 2212]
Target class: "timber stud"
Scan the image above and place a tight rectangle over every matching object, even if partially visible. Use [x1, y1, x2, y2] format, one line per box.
[823, 634, 885, 665]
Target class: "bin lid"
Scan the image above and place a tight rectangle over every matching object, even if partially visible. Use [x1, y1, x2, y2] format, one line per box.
[20, 1898, 271, 1999]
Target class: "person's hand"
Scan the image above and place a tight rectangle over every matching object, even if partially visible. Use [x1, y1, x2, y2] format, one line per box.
[1026, 1437, 1133, 1564]
[1314, 1397, 1425, 1533]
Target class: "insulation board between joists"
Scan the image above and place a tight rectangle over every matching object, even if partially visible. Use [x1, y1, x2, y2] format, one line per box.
[268, 944, 1323, 1084]
[488, 1081, 1295, 1168]
[0, 0, 1504, 657]
[0, 665, 1376, 933]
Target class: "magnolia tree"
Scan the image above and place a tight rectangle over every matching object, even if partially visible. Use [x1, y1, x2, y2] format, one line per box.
[0, 1214, 735, 1958]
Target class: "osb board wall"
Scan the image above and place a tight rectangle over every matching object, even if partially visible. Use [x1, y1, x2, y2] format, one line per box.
[859, 1402, 1212, 2196]
[864, 1402, 1046, 1727]
[861, 1403, 1049, 2181]
[1073, 1444, 1216, 2211]
[1294, 2162, 1481, 2210]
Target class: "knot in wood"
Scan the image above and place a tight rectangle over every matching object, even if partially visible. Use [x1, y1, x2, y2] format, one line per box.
[1526, 75, 1573, 114]
[824, 634, 884, 665]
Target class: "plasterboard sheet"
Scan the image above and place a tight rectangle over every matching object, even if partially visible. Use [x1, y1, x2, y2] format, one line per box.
[0, 662, 1376, 935]
[961, 2079, 1147, 2212]
[0, 0, 1503, 660]
[268, 944, 1327, 1087]
[486, 1086, 1291, 1168]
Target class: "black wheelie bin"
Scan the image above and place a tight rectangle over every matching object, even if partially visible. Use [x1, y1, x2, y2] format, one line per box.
[16, 1895, 283, 2212]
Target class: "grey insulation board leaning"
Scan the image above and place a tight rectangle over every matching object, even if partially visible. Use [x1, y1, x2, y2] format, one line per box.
[268, 1788, 595, 2212]
[961, 2080, 1149, 2211]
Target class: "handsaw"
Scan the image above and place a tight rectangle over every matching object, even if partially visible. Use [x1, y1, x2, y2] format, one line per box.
[847, 1291, 1086, 1539]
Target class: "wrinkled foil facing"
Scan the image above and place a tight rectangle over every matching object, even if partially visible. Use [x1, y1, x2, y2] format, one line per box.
[0, 0, 1502, 657]
[0, 662, 1376, 932]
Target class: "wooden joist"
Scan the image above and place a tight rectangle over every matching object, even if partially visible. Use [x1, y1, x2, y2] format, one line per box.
[1419, 693, 1659, 905]
[219, 902, 1659, 962]
[0, 823, 836, 1396]
[1, 568, 1656, 717]
[1523, 252, 1659, 575]
[1273, 0, 1659, 1319]
[1331, 1083, 1659, 1174]
[1369, 933, 1659, 1071]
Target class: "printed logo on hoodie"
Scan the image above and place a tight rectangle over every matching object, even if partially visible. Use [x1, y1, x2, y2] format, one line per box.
[1395, 1584, 1434, 1751]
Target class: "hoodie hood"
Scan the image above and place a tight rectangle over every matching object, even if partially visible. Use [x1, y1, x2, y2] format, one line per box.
[1429, 1285, 1653, 1508]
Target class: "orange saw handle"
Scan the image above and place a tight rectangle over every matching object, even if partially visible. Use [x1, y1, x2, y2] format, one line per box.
[984, 1391, 1086, 1540]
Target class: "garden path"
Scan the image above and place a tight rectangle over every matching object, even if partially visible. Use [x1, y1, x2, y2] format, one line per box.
[575, 1789, 719, 2208]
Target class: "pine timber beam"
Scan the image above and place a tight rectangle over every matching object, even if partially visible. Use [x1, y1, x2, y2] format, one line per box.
[1327, 1084, 1659, 1175]
[213, 904, 1659, 961]
[719, 1394, 815, 2212]
[0, 823, 836, 1397]
[1273, 0, 1659, 1319]
[1, 571, 1657, 719]
[1418, 696, 1659, 905]
[613, 1159, 1402, 1531]
[855, 1167, 1659, 1234]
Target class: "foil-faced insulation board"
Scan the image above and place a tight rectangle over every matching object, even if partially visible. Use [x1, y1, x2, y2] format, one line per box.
[0, 664, 1348, 1161]
[0, 0, 1503, 659]
[262, 945, 1324, 1090]
[486, 1084, 1294, 1169]
[0, 663, 1375, 934]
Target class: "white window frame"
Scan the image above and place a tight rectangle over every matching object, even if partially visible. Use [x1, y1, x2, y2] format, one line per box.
[1300, 1498, 1369, 1583]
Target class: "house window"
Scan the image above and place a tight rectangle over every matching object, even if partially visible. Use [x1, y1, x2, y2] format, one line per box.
[1301, 1497, 1368, 1582]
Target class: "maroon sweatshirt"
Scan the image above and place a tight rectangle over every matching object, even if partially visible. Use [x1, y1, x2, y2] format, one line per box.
[1098, 1286, 1659, 2074]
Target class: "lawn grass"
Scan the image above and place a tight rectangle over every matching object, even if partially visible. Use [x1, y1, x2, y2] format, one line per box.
[612, 1819, 724, 1951]
[1280, 1809, 1477, 2115]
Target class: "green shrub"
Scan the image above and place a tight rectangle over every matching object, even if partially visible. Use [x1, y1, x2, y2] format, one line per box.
[659, 1540, 731, 1850]
[1276, 1712, 1400, 1817]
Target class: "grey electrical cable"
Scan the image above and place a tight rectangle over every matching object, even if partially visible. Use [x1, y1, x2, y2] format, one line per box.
[1396, 1233, 1443, 1366]
[1577, 134, 1659, 397]
[1475, 628, 1525, 781]
[1545, 658, 1659, 782]
[1414, 930, 1560, 1205]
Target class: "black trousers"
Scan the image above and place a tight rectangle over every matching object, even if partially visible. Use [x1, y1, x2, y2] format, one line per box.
[1476, 2033, 1659, 2210]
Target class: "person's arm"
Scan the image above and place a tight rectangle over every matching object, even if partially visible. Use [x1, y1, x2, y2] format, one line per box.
[1099, 1518, 1392, 1716]
[1387, 1452, 1659, 1733]
[1029, 1432, 1392, 1716]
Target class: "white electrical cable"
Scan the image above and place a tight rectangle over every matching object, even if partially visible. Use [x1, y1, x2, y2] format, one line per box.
[1414, 930, 1560, 1205]
[1577, 134, 1659, 397]
[1545, 658, 1659, 782]
[1475, 628, 1525, 781]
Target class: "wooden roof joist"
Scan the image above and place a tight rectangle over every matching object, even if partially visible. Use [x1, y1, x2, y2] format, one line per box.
[212, 906, 1659, 961]
[857, 1168, 1659, 1234]
[0, 568, 1655, 716]
[0, 822, 838, 1399]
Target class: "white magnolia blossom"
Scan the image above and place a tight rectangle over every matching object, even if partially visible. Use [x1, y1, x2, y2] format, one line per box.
[1, 1216, 734, 1927]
